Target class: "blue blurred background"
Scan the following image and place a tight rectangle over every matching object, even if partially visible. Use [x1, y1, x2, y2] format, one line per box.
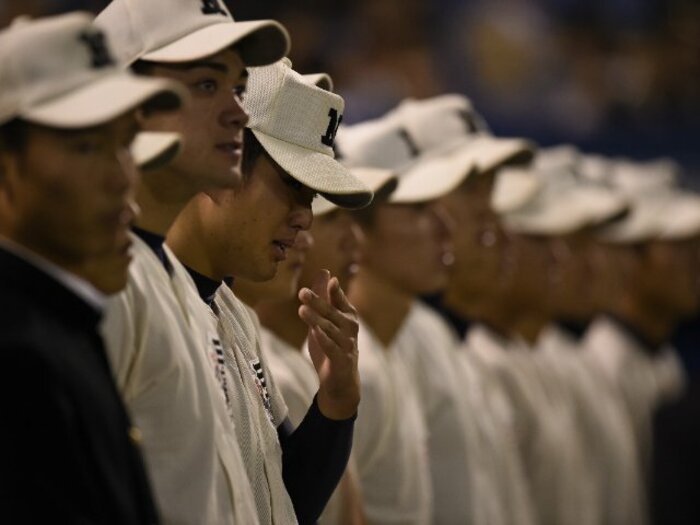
[2, 0, 698, 180]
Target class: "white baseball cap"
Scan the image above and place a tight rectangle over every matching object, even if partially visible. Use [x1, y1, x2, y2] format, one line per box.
[304, 72, 333, 92]
[244, 59, 373, 209]
[0, 13, 186, 129]
[498, 165, 628, 236]
[335, 112, 477, 204]
[95, 0, 290, 66]
[597, 185, 700, 243]
[313, 167, 398, 216]
[131, 132, 181, 171]
[393, 95, 536, 174]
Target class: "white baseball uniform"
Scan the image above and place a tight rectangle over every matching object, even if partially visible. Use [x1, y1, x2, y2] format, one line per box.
[463, 324, 586, 525]
[101, 234, 259, 525]
[354, 318, 432, 525]
[394, 301, 507, 524]
[537, 324, 646, 525]
[260, 327, 353, 525]
[211, 284, 298, 525]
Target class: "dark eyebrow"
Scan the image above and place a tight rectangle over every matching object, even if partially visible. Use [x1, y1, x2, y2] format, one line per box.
[158, 60, 229, 73]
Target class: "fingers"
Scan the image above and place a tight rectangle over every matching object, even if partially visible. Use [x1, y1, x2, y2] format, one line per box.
[298, 303, 355, 352]
[311, 269, 330, 302]
[328, 277, 357, 315]
[298, 287, 357, 336]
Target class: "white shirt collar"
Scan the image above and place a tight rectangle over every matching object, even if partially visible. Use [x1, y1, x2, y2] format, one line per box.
[0, 238, 106, 312]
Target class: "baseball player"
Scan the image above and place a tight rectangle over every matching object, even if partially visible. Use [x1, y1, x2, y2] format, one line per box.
[96, 0, 292, 522]
[165, 57, 372, 524]
[0, 12, 183, 523]
[234, 166, 398, 525]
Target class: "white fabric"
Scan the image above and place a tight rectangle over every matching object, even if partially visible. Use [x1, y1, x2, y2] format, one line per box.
[464, 324, 586, 525]
[395, 302, 505, 524]
[536, 324, 646, 525]
[0, 12, 184, 128]
[131, 132, 181, 170]
[96, 0, 289, 67]
[582, 317, 686, 478]
[101, 234, 258, 524]
[245, 60, 372, 208]
[459, 331, 536, 525]
[260, 327, 353, 525]
[354, 319, 432, 525]
[212, 285, 297, 525]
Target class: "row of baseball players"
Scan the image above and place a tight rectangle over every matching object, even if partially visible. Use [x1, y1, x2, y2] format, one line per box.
[1, 0, 697, 523]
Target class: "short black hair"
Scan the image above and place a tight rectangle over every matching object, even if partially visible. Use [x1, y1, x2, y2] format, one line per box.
[241, 127, 269, 182]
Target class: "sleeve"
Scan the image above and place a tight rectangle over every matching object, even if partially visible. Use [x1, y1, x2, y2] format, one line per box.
[0, 345, 100, 523]
[278, 396, 356, 525]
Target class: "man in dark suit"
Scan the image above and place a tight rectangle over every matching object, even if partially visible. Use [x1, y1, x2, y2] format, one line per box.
[0, 12, 184, 524]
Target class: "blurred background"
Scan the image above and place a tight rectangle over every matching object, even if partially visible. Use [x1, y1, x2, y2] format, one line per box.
[1, 0, 698, 178]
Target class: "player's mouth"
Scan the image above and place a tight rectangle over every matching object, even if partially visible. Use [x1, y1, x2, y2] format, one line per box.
[272, 238, 295, 262]
[215, 140, 243, 159]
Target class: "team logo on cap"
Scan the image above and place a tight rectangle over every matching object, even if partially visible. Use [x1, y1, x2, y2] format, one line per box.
[79, 30, 114, 68]
[398, 128, 420, 158]
[200, 0, 227, 16]
[321, 108, 343, 147]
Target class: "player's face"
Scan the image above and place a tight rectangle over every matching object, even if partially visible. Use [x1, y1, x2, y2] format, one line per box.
[361, 201, 453, 295]
[141, 48, 248, 192]
[235, 230, 313, 304]
[207, 153, 314, 281]
[0, 115, 138, 274]
[300, 210, 364, 291]
[547, 233, 595, 322]
[641, 239, 700, 318]
[440, 172, 500, 299]
[500, 233, 551, 312]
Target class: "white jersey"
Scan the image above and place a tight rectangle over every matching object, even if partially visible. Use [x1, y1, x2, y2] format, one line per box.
[458, 332, 536, 525]
[394, 302, 505, 524]
[101, 234, 258, 525]
[464, 324, 586, 525]
[212, 285, 298, 525]
[537, 324, 646, 525]
[354, 319, 432, 525]
[582, 317, 686, 479]
[260, 327, 353, 525]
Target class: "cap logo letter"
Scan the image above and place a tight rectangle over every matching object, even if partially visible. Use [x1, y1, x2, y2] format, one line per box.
[201, 0, 227, 15]
[79, 31, 114, 68]
[397, 128, 420, 157]
[321, 108, 343, 147]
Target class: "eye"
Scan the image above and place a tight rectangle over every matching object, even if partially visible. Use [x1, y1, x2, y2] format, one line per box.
[68, 139, 103, 154]
[233, 84, 246, 100]
[285, 176, 304, 192]
[194, 79, 218, 94]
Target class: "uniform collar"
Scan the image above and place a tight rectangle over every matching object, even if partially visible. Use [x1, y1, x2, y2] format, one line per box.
[0, 237, 105, 311]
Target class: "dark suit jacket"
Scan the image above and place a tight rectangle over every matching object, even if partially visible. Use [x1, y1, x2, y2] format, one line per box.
[0, 246, 159, 524]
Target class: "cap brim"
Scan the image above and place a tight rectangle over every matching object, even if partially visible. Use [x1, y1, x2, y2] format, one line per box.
[131, 132, 181, 171]
[303, 73, 333, 92]
[252, 130, 373, 209]
[391, 146, 475, 203]
[491, 168, 541, 214]
[470, 135, 535, 173]
[314, 167, 397, 215]
[23, 72, 185, 129]
[142, 20, 290, 67]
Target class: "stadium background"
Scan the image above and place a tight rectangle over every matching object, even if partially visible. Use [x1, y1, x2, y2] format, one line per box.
[1, 0, 698, 180]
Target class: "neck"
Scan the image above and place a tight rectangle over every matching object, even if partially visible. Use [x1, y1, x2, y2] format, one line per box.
[510, 311, 549, 346]
[255, 297, 308, 351]
[349, 267, 413, 348]
[167, 195, 223, 281]
[136, 167, 197, 236]
[609, 296, 675, 348]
